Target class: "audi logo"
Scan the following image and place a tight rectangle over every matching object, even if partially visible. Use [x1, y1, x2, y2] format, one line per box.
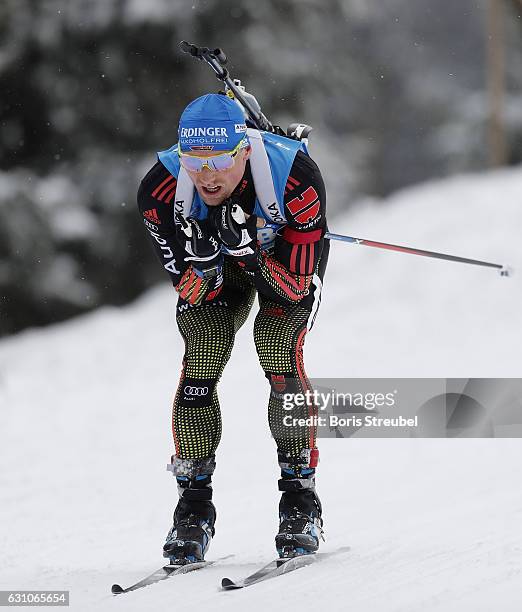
[184, 386, 209, 396]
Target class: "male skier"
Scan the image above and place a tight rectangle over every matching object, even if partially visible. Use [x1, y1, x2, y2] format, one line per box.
[137, 92, 328, 562]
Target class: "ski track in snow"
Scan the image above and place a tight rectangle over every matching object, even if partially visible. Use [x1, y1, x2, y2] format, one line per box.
[1, 168, 522, 611]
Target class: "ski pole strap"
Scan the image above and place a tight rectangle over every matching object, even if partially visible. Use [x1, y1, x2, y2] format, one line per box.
[325, 232, 511, 276]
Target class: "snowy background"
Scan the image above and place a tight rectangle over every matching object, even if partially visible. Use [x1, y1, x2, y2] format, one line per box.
[1, 0, 522, 335]
[1, 1, 522, 609]
[1, 168, 521, 610]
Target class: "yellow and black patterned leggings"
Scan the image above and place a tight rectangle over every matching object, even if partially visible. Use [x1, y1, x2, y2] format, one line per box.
[172, 261, 320, 461]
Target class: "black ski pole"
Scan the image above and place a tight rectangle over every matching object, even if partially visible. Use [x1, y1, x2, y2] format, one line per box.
[324, 231, 512, 277]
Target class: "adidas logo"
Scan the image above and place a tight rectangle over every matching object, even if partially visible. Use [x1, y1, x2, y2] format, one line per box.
[143, 208, 161, 224]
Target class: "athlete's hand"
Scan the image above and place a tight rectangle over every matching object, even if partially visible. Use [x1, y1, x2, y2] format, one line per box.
[209, 199, 258, 261]
[176, 214, 222, 279]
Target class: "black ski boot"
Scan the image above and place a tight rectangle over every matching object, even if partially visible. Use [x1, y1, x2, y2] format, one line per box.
[163, 455, 216, 565]
[275, 449, 324, 558]
[163, 498, 216, 564]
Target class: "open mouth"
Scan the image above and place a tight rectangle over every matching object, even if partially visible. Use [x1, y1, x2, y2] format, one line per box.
[202, 185, 222, 196]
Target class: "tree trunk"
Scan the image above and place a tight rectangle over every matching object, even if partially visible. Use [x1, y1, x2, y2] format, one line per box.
[486, 0, 507, 167]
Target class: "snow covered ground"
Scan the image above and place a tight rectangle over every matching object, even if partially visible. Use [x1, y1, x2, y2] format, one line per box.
[1, 168, 521, 611]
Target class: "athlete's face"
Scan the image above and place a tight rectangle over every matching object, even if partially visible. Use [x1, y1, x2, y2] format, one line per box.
[184, 147, 251, 206]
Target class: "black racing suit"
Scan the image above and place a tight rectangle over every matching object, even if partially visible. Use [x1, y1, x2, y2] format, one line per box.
[137, 150, 329, 467]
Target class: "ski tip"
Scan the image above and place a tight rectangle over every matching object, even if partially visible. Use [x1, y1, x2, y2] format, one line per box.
[221, 577, 242, 590]
[111, 584, 124, 595]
